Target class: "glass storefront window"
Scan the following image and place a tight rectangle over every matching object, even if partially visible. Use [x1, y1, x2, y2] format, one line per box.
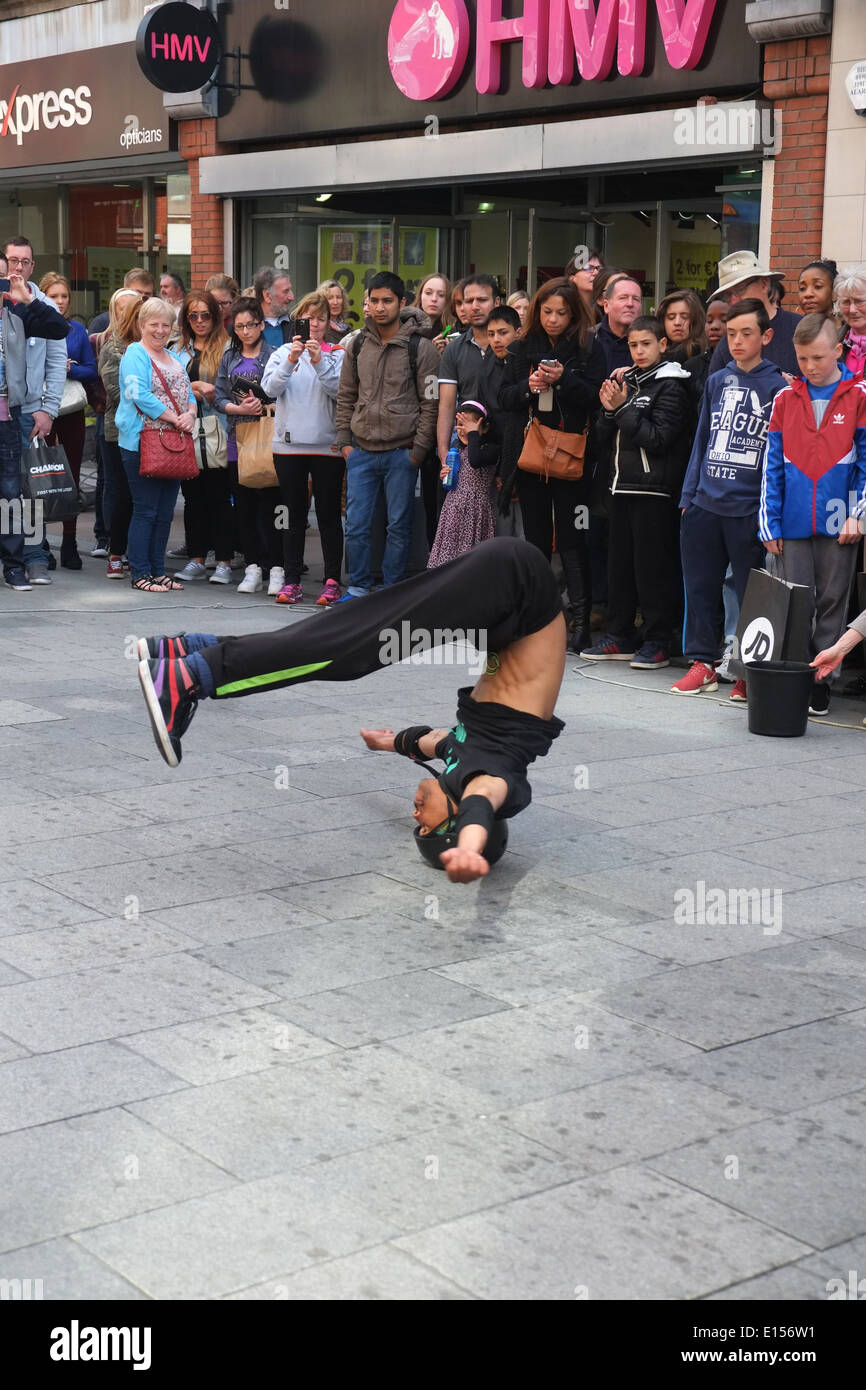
[164, 172, 191, 289]
[68, 183, 142, 319]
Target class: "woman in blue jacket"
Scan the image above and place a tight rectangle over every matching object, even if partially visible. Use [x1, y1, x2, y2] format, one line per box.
[116, 298, 196, 592]
[39, 273, 97, 570]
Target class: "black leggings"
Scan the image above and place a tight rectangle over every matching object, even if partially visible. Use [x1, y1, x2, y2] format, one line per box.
[273, 453, 345, 584]
[201, 536, 563, 699]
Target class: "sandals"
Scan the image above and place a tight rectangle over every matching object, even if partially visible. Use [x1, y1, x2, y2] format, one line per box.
[152, 575, 186, 591]
[130, 575, 185, 593]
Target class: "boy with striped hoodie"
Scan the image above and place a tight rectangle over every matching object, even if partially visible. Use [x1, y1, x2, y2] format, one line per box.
[759, 313, 866, 715]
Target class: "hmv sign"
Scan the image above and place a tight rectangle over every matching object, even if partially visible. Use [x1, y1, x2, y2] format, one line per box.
[388, 0, 720, 100]
[136, 2, 222, 93]
[216, 0, 758, 145]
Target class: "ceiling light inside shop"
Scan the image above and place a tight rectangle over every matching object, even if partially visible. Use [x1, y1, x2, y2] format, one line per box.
[315, 193, 332, 202]
[477, 201, 494, 213]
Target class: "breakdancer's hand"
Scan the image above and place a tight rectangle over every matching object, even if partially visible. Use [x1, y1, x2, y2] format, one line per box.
[439, 847, 490, 883]
[360, 728, 396, 752]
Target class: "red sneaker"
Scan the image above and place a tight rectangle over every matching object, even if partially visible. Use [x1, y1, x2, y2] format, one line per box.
[670, 661, 718, 695]
[730, 679, 747, 702]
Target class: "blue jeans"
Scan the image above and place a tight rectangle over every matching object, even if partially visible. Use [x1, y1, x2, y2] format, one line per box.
[344, 446, 417, 593]
[19, 412, 50, 568]
[0, 411, 25, 575]
[120, 446, 181, 580]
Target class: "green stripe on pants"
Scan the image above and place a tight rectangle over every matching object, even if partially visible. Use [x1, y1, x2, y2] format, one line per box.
[216, 659, 333, 697]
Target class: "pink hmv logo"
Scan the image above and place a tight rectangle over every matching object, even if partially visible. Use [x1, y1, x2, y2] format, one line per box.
[387, 0, 719, 100]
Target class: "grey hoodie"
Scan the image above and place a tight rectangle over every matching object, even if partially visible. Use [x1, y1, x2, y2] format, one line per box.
[335, 304, 440, 458]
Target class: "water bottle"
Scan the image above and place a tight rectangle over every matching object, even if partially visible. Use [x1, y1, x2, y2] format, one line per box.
[443, 445, 460, 491]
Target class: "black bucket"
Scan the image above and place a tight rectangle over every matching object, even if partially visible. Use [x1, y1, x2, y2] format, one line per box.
[746, 660, 815, 738]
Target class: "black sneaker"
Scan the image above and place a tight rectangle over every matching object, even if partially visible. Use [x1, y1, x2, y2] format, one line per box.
[136, 634, 190, 662]
[138, 656, 200, 767]
[4, 569, 32, 591]
[60, 538, 83, 570]
[808, 682, 830, 716]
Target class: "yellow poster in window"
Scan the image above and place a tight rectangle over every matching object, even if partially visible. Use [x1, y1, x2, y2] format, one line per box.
[670, 242, 719, 294]
[318, 225, 440, 327]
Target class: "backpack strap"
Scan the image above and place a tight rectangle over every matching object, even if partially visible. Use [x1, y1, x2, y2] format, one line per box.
[353, 329, 421, 393]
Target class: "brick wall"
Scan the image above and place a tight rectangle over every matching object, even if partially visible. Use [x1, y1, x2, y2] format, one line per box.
[763, 36, 830, 297]
[178, 119, 234, 286]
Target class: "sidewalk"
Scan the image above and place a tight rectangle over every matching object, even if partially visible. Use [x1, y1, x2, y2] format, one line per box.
[1, 523, 865, 1301]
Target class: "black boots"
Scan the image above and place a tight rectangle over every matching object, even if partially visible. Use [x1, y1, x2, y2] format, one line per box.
[60, 537, 82, 570]
[560, 546, 592, 656]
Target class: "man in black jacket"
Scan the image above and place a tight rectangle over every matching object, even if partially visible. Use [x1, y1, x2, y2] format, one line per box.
[582, 317, 692, 669]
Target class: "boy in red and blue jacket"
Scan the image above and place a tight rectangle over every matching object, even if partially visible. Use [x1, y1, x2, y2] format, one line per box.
[759, 313, 866, 715]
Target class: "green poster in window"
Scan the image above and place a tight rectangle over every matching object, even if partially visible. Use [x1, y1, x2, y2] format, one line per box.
[318, 225, 439, 327]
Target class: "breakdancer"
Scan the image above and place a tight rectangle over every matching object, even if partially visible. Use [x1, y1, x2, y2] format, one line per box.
[135, 537, 566, 882]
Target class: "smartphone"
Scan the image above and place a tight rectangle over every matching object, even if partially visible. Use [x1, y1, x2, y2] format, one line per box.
[0, 279, 10, 294]
[294, 318, 311, 343]
[539, 359, 558, 368]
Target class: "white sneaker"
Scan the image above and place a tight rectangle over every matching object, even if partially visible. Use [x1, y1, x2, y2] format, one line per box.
[209, 562, 232, 585]
[238, 564, 263, 594]
[267, 566, 286, 596]
[715, 637, 736, 684]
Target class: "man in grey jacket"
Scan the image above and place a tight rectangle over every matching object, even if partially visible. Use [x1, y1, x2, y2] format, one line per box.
[0, 268, 70, 589]
[335, 272, 439, 599]
[4, 238, 68, 583]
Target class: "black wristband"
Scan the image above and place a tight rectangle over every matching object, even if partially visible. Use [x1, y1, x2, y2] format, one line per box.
[455, 794, 497, 839]
[393, 725, 433, 761]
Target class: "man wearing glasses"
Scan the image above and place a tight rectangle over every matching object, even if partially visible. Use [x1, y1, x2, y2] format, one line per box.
[3, 237, 69, 583]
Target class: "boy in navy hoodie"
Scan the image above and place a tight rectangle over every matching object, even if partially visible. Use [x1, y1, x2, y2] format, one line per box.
[759, 313, 866, 715]
[672, 299, 786, 697]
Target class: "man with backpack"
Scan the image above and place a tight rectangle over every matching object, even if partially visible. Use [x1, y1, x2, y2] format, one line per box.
[335, 272, 440, 599]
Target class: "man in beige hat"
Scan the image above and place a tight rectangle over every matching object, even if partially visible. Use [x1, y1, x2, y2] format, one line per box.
[707, 250, 800, 376]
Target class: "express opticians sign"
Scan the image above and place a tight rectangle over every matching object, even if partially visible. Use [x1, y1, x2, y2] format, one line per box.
[387, 0, 719, 100]
[0, 44, 170, 169]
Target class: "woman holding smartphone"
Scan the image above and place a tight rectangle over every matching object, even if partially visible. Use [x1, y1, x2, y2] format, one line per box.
[499, 277, 606, 654]
[261, 292, 346, 606]
[38, 272, 97, 569]
[214, 296, 283, 595]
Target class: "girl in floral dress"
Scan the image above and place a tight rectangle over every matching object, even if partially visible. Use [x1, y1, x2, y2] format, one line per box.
[428, 400, 500, 569]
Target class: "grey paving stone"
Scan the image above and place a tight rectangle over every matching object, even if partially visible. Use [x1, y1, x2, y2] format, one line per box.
[649, 1099, 866, 1248]
[38, 847, 303, 916]
[0, 1042, 185, 1133]
[735, 826, 866, 886]
[604, 795, 864, 861]
[146, 894, 329, 948]
[0, 880, 105, 937]
[0, 1032, 29, 1063]
[753, 937, 866, 1005]
[543, 852, 815, 911]
[0, 1109, 233, 1253]
[295, 1118, 581, 1233]
[195, 914, 478, 999]
[121, 1008, 337, 1085]
[246, 825, 420, 882]
[663, 1018, 866, 1113]
[596, 915, 801, 965]
[0, 699, 63, 725]
[0, 954, 276, 1051]
[0, 796, 145, 848]
[396, 1166, 809, 1300]
[0, 834, 142, 882]
[703, 1262, 837, 1300]
[98, 770, 297, 819]
[0, 917, 192, 978]
[0, 1237, 148, 1300]
[433, 934, 670, 1008]
[594, 956, 860, 1050]
[769, 881, 866, 938]
[73, 1168, 399, 1299]
[388, 999, 700, 1108]
[269, 872, 431, 921]
[499, 1072, 768, 1172]
[277, 971, 509, 1047]
[127, 1045, 487, 1180]
[226, 1244, 473, 1300]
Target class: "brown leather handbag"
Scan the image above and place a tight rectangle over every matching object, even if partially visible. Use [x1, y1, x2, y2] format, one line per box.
[518, 415, 587, 482]
[138, 360, 198, 480]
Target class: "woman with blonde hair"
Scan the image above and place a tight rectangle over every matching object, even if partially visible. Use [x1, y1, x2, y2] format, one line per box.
[38, 271, 98, 569]
[173, 290, 233, 584]
[413, 272, 452, 348]
[97, 289, 143, 578]
[506, 290, 530, 329]
[205, 273, 239, 329]
[318, 279, 351, 344]
[115, 297, 196, 592]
